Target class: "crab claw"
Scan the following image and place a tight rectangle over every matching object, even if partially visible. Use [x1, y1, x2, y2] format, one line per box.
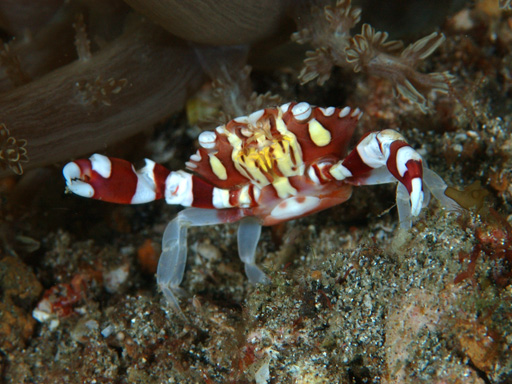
[384, 139, 425, 217]
[63, 154, 170, 204]
[338, 129, 431, 227]
[63, 160, 96, 198]
[409, 177, 424, 216]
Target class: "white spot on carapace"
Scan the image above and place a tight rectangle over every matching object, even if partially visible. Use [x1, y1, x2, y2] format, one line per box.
[164, 170, 193, 206]
[90, 153, 112, 178]
[351, 107, 361, 118]
[212, 188, 232, 209]
[241, 127, 253, 137]
[190, 151, 202, 162]
[329, 163, 353, 181]
[280, 102, 291, 114]
[270, 196, 321, 220]
[319, 106, 335, 116]
[248, 109, 265, 125]
[209, 154, 227, 180]
[131, 159, 157, 203]
[185, 161, 197, 169]
[338, 106, 351, 118]
[292, 102, 312, 121]
[395, 146, 422, 177]
[198, 131, 217, 149]
[308, 119, 331, 147]
[233, 115, 249, 124]
[215, 126, 225, 134]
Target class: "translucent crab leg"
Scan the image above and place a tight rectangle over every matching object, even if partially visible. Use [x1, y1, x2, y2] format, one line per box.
[237, 217, 269, 284]
[156, 208, 232, 311]
[422, 167, 459, 212]
[157, 208, 269, 311]
[396, 183, 413, 229]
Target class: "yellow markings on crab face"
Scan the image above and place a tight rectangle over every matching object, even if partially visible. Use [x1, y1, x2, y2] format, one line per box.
[272, 138, 296, 176]
[275, 116, 304, 173]
[272, 176, 298, 199]
[308, 119, 331, 147]
[222, 111, 307, 191]
[224, 128, 265, 184]
[209, 154, 227, 180]
[238, 153, 271, 186]
[244, 145, 274, 173]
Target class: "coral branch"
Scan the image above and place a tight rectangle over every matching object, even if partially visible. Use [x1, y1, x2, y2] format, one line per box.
[292, 0, 361, 85]
[293, 1, 454, 112]
[345, 24, 403, 72]
[73, 13, 92, 61]
[0, 123, 28, 175]
[298, 48, 334, 85]
[345, 24, 453, 112]
[191, 46, 281, 125]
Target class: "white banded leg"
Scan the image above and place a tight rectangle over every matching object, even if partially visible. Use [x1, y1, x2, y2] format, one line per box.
[396, 166, 459, 228]
[237, 217, 269, 284]
[331, 130, 426, 227]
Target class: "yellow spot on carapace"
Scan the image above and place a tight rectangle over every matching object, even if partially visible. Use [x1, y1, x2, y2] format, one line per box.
[308, 119, 331, 147]
[209, 154, 227, 180]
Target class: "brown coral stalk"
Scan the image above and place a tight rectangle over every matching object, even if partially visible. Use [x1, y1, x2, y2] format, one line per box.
[0, 19, 205, 177]
[123, 0, 290, 45]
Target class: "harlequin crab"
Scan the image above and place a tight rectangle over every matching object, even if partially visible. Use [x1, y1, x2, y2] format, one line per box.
[63, 102, 458, 309]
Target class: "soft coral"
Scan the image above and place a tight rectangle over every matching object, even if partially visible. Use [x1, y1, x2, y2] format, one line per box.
[293, 0, 454, 112]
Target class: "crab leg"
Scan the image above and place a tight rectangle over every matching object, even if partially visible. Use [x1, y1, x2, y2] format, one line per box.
[63, 153, 263, 210]
[63, 154, 171, 204]
[237, 217, 269, 284]
[157, 208, 231, 312]
[63, 153, 226, 209]
[64, 154, 270, 308]
[157, 210, 268, 311]
[326, 129, 425, 227]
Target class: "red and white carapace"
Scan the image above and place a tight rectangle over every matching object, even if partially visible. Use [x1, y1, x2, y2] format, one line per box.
[63, 102, 458, 310]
